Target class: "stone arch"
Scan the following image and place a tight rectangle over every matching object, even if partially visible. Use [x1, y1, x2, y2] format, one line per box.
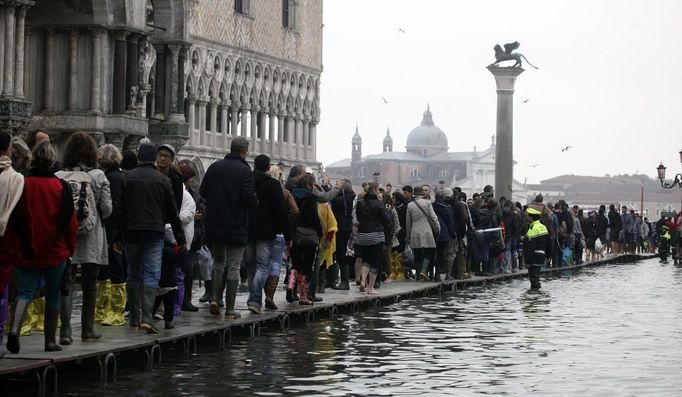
[185, 75, 197, 97]
[229, 84, 237, 103]
[150, 0, 187, 41]
[190, 156, 205, 183]
[277, 93, 285, 113]
[197, 76, 206, 98]
[249, 87, 258, 107]
[219, 81, 228, 101]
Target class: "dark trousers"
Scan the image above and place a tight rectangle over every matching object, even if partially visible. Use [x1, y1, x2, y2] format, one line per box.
[291, 244, 317, 280]
[153, 289, 177, 322]
[335, 230, 353, 281]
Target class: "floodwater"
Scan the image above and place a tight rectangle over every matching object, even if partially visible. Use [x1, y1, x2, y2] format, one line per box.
[61, 259, 682, 396]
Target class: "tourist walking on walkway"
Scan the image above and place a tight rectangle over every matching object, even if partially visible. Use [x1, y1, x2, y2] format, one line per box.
[96, 144, 127, 326]
[331, 180, 355, 289]
[200, 137, 256, 319]
[289, 174, 323, 304]
[117, 143, 185, 333]
[0, 132, 35, 358]
[353, 181, 392, 294]
[433, 190, 456, 281]
[7, 142, 77, 353]
[56, 133, 112, 344]
[246, 155, 291, 314]
[607, 204, 622, 254]
[389, 191, 408, 281]
[406, 186, 439, 281]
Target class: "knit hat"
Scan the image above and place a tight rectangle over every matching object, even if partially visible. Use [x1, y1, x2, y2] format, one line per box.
[137, 143, 158, 163]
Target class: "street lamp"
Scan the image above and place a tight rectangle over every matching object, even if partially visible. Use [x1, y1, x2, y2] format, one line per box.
[656, 149, 682, 189]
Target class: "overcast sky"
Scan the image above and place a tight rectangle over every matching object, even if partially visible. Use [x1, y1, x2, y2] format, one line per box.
[316, 0, 682, 184]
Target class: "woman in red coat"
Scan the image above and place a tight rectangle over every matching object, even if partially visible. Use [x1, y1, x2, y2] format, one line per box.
[6, 142, 77, 354]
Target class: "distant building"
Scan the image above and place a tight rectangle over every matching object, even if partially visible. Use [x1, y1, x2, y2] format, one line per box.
[326, 106, 525, 200]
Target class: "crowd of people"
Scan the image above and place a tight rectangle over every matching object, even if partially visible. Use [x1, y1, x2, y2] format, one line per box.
[0, 132, 681, 358]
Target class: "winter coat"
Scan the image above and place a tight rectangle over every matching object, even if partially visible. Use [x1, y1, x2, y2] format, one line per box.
[394, 201, 408, 249]
[406, 197, 440, 249]
[23, 174, 78, 268]
[354, 193, 393, 245]
[56, 168, 112, 265]
[179, 186, 196, 251]
[121, 163, 183, 238]
[248, 170, 291, 243]
[292, 187, 323, 241]
[200, 154, 257, 246]
[330, 188, 356, 233]
[433, 200, 456, 242]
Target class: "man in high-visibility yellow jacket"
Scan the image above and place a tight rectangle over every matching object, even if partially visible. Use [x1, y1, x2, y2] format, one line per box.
[659, 225, 671, 263]
[524, 207, 549, 289]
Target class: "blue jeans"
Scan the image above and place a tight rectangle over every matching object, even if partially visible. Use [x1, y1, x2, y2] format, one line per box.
[504, 237, 518, 273]
[16, 262, 67, 310]
[270, 235, 286, 277]
[125, 240, 164, 289]
[246, 239, 276, 307]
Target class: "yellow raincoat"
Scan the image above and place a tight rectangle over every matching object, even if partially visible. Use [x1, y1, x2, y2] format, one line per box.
[317, 203, 338, 269]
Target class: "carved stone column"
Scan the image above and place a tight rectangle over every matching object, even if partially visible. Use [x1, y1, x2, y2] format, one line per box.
[230, 103, 239, 136]
[13, 6, 26, 98]
[259, 108, 268, 155]
[295, 115, 303, 160]
[152, 44, 166, 120]
[209, 98, 218, 146]
[269, 111, 276, 157]
[303, 115, 310, 161]
[240, 104, 250, 139]
[250, 105, 259, 150]
[113, 31, 128, 114]
[125, 33, 138, 111]
[310, 117, 318, 161]
[197, 97, 207, 146]
[43, 28, 55, 112]
[220, 99, 229, 149]
[277, 112, 285, 158]
[89, 28, 103, 114]
[67, 29, 79, 112]
[287, 111, 296, 160]
[186, 95, 196, 146]
[2, 5, 16, 96]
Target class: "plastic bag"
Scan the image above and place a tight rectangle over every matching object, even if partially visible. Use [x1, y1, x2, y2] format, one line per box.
[402, 244, 414, 269]
[594, 238, 603, 253]
[194, 245, 213, 281]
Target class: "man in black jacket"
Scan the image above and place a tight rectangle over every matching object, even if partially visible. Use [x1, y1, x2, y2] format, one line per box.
[117, 143, 185, 334]
[245, 154, 291, 314]
[330, 179, 355, 290]
[200, 137, 257, 319]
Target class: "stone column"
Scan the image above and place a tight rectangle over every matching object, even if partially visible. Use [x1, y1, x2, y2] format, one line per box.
[220, 99, 229, 149]
[295, 115, 303, 160]
[13, 6, 26, 98]
[258, 107, 267, 154]
[277, 112, 285, 158]
[186, 95, 196, 146]
[287, 112, 296, 160]
[2, 5, 16, 96]
[113, 31, 128, 114]
[89, 28, 103, 114]
[44, 28, 55, 112]
[250, 105, 259, 150]
[209, 98, 218, 146]
[302, 115, 310, 160]
[268, 111, 276, 156]
[67, 29, 79, 112]
[230, 104, 239, 136]
[310, 117, 318, 161]
[152, 44, 166, 120]
[125, 34, 139, 111]
[166, 45, 183, 122]
[240, 105, 250, 139]
[198, 97, 208, 146]
[488, 66, 523, 200]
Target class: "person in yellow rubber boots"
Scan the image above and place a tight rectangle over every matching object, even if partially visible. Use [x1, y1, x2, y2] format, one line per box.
[523, 207, 549, 289]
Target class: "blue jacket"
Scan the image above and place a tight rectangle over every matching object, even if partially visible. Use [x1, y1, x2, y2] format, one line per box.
[433, 200, 456, 242]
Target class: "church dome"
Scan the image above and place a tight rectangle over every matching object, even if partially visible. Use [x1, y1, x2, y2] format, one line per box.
[406, 106, 448, 153]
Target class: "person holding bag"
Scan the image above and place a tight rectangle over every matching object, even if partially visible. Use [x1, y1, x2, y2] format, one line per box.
[406, 186, 440, 281]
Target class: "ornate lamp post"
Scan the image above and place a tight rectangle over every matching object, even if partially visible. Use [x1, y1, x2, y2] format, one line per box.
[656, 149, 682, 189]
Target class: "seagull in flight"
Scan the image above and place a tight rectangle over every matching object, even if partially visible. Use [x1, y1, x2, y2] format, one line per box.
[381, 96, 388, 104]
[522, 99, 530, 103]
[561, 146, 571, 152]
[398, 28, 406, 33]
[529, 163, 540, 168]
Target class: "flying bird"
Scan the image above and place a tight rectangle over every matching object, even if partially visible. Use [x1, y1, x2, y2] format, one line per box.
[529, 163, 540, 168]
[381, 96, 388, 104]
[561, 146, 571, 152]
[522, 99, 530, 103]
[398, 28, 406, 33]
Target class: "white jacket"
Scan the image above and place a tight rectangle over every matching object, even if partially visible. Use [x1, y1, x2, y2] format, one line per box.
[164, 186, 195, 250]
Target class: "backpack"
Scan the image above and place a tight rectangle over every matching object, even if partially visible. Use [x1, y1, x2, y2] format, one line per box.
[58, 168, 97, 236]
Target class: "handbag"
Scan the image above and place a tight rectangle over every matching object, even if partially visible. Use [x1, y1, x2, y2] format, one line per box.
[413, 200, 439, 237]
[402, 244, 414, 269]
[193, 245, 213, 281]
[296, 226, 319, 247]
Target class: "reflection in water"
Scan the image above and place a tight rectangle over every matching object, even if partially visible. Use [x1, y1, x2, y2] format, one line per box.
[60, 259, 682, 396]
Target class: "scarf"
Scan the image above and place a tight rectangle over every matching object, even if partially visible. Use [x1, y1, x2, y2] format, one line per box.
[0, 156, 24, 237]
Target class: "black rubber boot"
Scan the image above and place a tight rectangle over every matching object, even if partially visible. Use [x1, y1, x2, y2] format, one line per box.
[199, 279, 211, 303]
[44, 308, 62, 352]
[7, 300, 29, 354]
[81, 288, 102, 341]
[127, 286, 141, 329]
[332, 263, 350, 290]
[318, 266, 327, 294]
[59, 294, 73, 345]
[182, 274, 199, 312]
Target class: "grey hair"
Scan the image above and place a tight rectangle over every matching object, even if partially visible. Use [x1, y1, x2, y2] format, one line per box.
[268, 165, 282, 181]
[365, 181, 379, 194]
[97, 144, 122, 170]
[10, 137, 31, 164]
[230, 137, 249, 154]
[31, 141, 56, 172]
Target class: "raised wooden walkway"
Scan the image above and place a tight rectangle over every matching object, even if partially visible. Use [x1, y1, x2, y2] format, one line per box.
[0, 253, 653, 396]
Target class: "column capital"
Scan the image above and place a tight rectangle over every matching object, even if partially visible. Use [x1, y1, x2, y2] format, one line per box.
[186, 94, 197, 104]
[240, 104, 251, 112]
[303, 114, 312, 122]
[221, 99, 231, 107]
[260, 106, 269, 114]
[277, 112, 286, 119]
[230, 101, 241, 110]
[89, 27, 104, 38]
[250, 105, 260, 113]
[5, 5, 16, 15]
[114, 30, 128, 42]
[209, 97, 220, 107]
[68, 28, 78, 39]
[153, 43, 166, 53]
[16, 5, 26, 18]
